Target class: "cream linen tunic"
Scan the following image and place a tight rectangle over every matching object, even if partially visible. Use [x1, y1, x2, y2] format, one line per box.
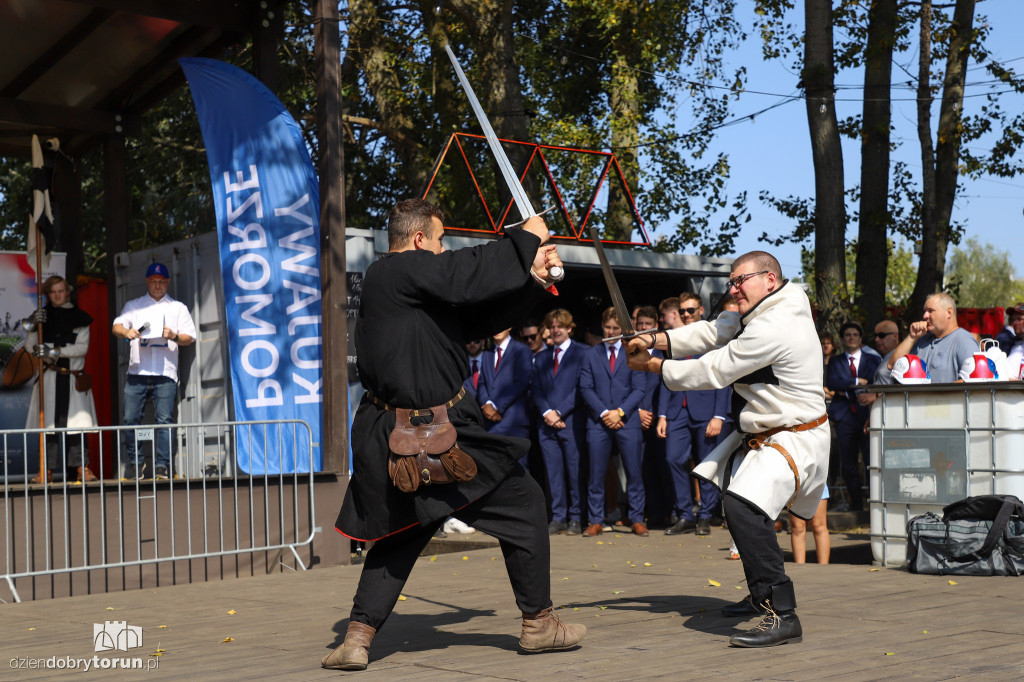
[659, 281, 829, 519]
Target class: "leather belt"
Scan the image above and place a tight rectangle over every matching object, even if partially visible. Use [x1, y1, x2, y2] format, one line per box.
[368, 386, 466, 417]
[45, 365, 84, 377]
[747, 414, 828, 447]
[746, 414, 827, 510]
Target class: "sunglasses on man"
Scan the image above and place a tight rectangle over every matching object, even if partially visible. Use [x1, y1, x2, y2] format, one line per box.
[680, 307, 700, 315]
[874, 331, 895, 339]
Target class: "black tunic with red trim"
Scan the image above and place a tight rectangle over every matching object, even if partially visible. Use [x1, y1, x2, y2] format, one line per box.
[335, 228, 551, 541]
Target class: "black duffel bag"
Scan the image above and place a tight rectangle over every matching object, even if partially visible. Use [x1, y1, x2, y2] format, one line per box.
[906, 494, 1024, 576]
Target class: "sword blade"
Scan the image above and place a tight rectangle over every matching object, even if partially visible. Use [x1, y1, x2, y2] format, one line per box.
[588, 225, 635, 337]
[445, 45, 534, 220]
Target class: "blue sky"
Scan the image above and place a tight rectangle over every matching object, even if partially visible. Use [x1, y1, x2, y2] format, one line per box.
[648, 2, 1024, 281]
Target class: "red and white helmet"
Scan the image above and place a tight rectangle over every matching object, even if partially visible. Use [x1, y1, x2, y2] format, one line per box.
[959, 353, 998, 382]
[892, 354, 930, 384]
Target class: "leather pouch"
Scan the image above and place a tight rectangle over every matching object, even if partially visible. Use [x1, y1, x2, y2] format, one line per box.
[74, 371, 92, 392]
[387, 405, 477, 493]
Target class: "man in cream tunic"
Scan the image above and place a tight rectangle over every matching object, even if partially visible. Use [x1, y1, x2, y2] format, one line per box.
[628, 251, 828, 648]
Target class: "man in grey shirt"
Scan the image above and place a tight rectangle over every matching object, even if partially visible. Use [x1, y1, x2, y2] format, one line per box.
[872, 319, 900, 384]
[888, 293, 978, 383]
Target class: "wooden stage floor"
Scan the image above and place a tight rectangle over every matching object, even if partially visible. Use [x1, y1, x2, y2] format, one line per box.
[2, 527, 1022, 680]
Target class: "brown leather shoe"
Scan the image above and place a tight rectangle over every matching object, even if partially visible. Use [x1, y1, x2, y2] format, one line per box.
[77, 466, 98, 482]
[30, 469, 52, 484]
[321, 621, 376, 670]
[520, 607, 586, 652]
[582, 523, 603, 536]
[631, 522, 649, 536]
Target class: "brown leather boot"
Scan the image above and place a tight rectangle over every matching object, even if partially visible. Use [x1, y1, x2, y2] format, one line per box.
[77, 466, 98, 482]
[519, 607, 586, 652]
[321, 621, 376, 670]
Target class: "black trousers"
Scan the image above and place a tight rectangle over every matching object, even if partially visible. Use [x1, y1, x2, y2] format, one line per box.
[723, 492, 790, 605]
[350, 465, 552, 630]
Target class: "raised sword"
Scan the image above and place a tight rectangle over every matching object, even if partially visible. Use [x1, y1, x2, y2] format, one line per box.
[444, 45, 563, 281]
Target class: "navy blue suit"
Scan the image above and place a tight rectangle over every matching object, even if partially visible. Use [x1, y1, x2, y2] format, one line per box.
[531, 341, 587, 523]
[658, 367, 732, 521]
[579, 342, 647, 524]
[463, 354, 483, 400]
[478, 338, 533, 445]
[827, 350, 882, 510]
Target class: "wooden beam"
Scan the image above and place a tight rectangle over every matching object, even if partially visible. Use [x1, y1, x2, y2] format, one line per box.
[315, 0, 348, 474]
[103, 133, 129, 425]
[59, 0, 253, 32]
[0, 96, 135, 135]
[1, 9, 113, 99]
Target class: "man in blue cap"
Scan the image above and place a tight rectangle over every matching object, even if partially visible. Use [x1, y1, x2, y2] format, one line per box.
[111, 262, 197, 479]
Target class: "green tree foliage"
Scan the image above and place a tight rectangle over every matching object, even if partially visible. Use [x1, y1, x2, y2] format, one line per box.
[945, 237, 1024, 308]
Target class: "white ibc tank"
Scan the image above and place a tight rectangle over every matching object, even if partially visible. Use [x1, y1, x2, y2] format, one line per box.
[869, 383, 1024, 566]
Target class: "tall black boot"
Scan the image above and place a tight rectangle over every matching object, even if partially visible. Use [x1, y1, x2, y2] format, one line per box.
[728, 580, 802, 647]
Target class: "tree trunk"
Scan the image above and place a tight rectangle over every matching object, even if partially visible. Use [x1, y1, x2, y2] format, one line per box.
[910, 0, 976, 316]
[911, 0, 936, 322]
[803, 0, 848, 333]
[855, 0, 897, 327]
[348, 0, 432, 193]
[474, 0, 535, 220]
[606, 5, 640, 243]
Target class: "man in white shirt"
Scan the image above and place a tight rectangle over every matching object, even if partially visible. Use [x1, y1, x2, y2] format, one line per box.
[111, 263, 196, 480]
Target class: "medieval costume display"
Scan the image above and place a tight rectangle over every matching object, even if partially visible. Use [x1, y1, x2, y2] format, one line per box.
[25, 300, 98, 481]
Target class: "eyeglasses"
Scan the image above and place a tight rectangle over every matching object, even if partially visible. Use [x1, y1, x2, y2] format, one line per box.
[726, 270, 769, 290]
[874, 331, 894, 339]
[680, 307, 700, 315]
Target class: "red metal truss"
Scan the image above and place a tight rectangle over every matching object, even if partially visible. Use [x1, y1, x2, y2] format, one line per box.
[421, 132, 651, 246]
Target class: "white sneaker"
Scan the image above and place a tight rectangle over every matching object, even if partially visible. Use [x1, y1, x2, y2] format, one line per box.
[443, 517, 475, 534]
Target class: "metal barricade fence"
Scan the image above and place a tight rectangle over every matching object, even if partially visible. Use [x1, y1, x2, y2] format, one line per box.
[867, 383, 1024, 566]
[1, 420, 315, 602]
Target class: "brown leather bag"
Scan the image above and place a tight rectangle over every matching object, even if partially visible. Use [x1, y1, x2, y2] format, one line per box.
[74, 371, 92, 392]
[387, 404, 477, 493]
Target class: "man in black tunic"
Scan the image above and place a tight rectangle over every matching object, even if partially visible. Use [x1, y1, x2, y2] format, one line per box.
[323, 199, 585, 671]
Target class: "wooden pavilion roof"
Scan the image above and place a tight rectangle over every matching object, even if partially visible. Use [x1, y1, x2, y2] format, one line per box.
[0, 0, 279, 157]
